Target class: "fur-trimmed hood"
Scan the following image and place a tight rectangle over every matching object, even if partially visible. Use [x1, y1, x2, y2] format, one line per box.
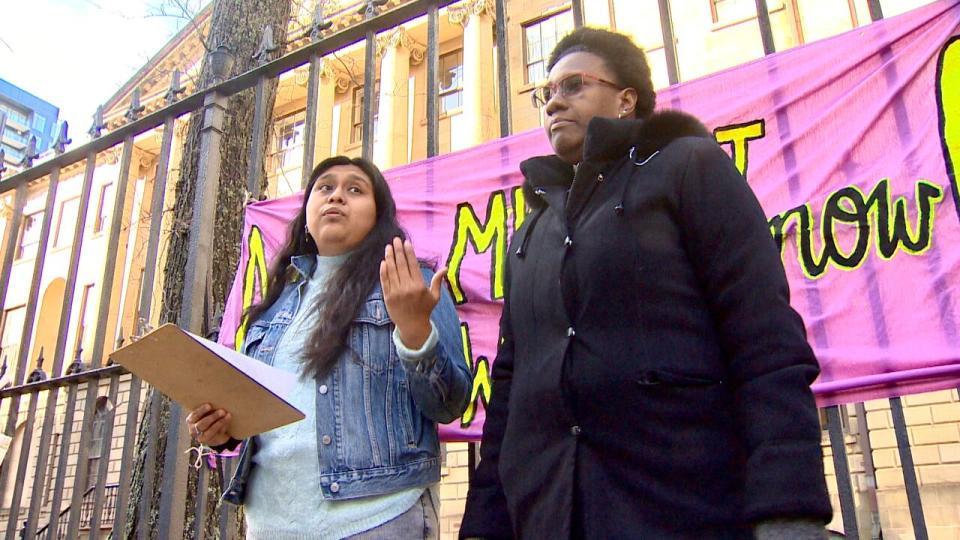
[520, 110, 710, 210]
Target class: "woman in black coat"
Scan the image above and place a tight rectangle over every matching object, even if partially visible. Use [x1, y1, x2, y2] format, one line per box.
[460, 28, 832, 540]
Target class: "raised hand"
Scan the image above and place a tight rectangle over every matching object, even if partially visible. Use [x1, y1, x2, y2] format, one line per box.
[379, 237, 446, 350]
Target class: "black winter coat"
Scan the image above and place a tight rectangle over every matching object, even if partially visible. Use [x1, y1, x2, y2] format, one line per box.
[460, 112, 832, 539]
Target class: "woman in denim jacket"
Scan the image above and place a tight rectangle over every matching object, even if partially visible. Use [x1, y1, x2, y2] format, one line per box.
[185, 156, 471, 539]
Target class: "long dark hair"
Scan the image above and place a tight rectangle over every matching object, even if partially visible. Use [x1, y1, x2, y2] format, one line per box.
[243, 156, 405, 379]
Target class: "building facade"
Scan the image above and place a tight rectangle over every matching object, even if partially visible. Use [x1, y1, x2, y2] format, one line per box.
[0, 0, 957, 538]
[0, 79, 60, 172]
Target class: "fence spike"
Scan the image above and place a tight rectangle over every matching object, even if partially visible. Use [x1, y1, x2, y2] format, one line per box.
[27, 347, 48, 383]
[312, 4, 334, 40]
[165, 70, 187, 105]
[125, 88, 146, 123]
[358, 0, 389, 19]
[254, 25, 279, 63]
[67, 346, 87, 375]
[89, 105, 106, 139]
[18, 136, 39, 168]
[53, 121, 72, 155]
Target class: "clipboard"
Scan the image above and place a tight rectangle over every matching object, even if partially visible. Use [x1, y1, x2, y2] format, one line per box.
[109, 323, 305, 439]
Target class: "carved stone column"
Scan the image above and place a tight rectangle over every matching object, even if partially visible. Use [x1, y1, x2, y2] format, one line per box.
[374, 27, 424, 168]
[315, 59, 350, 163]
[451, 0, 497, 146]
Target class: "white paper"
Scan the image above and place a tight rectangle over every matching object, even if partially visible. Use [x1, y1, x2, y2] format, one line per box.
[187, 332, 298, 407]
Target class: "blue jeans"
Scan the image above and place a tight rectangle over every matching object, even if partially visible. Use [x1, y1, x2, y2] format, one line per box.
[344, 491, 439, 540]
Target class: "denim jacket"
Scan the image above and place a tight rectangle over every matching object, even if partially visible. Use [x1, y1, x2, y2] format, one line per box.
[222, 254, 471, 504]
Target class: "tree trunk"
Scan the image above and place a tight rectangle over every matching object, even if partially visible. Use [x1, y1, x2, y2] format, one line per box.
[122, 0, 292, 537]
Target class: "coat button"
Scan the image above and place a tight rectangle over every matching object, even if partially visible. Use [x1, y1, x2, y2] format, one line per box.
[319, 384, 328, 395]
[322, 435, 332, 445]
[567, 327, 575, 337]
[597, 173, 604, 183]
[564, 236, 573, 247]
[330, 482, 340, 493]
[570, 425, 582, 436]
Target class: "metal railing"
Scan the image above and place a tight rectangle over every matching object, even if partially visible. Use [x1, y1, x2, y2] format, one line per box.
[0, 0, 948, 539]
[32, 483, 118, 540]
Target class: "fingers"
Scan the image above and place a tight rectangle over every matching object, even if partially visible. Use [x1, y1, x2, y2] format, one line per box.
[383, 237, 435, 295]
[402, 239, 420, 281]
[379, 259, 391, 295]
[430, 266, 447, 301]
[186, 404, 232, 444]
[185, 403, 213, 425]
[195, 409, 229, 434]
[384, 242, 402, 291]
[391, 237, 415, 283]
[202, 414, 232, 439]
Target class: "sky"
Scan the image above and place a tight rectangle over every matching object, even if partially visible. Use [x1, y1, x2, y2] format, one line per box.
[1, 0, 210, 144]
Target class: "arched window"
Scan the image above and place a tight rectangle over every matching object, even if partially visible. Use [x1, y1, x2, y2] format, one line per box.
[86, 396, 113, 489]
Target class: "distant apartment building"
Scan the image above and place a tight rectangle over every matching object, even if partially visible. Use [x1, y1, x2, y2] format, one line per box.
[0, 78, 60, 171]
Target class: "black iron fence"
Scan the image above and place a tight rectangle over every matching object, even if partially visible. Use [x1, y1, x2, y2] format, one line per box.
[32, 483, 118, 540]
[0, 0, 950, 539]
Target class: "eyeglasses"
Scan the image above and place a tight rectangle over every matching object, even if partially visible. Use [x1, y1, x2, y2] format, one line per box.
[531, 72, 624, 108]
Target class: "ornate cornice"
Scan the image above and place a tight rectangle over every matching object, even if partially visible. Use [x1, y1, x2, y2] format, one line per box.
[294, 66, 310, 87]
[319, 58, 354, 94]
[376, 27, 425, 65]
[103, 147, 122, 165]
[174, 119, 191, 139]
[448, 0, 496, 27]
[0, 198, 14, 220]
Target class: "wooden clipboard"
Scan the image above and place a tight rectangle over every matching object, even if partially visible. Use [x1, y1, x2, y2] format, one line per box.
[109, 323, 305, 439]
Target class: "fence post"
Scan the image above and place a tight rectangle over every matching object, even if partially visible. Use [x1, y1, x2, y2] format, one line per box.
[890, 397, 929, 540]
[156, 73, 231, 540]
[754, 0, 777, 55]
[657, 0, 681, 85]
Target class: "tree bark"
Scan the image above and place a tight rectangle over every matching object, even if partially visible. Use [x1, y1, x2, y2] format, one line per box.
[122, 0, 292, 537]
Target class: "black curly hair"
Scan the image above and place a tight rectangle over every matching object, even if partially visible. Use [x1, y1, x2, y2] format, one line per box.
[547, 27, 656, 119]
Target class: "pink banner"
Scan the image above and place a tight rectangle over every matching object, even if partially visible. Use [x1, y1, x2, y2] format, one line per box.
[220, 0, 960, 441]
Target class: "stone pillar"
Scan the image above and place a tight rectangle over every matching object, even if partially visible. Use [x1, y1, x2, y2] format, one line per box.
[317, 59, 349, 165]
[374, 28, 423, 169]
[452, 0, 497, 145]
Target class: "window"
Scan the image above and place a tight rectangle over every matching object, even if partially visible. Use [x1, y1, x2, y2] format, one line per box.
[134, 268, 146, 318]
[16, 211, 43, 260]
[89, 397, 112, 459]
[710, 0, 756, 24]
[5, 130, 29, 146]
[274, 114, 306, 171]
[819, 405, 851, 433]
[54, 197, 80, 247]
[0, 306, 25, 379]
[32, 115, 46, 134]
[0, 105, 28, 126]
[523, 11, 574, 84]
[3, 148, 23, 163]
[439, 50, 464, 113]
[74, 284, 95, 359]
[44, 433, 60, 503]
[94, 183, 114, 234]
[86, 396, 113, 489]
[350, 82, 380, 144]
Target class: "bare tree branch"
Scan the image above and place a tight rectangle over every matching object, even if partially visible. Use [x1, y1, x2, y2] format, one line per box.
[146, 0, 213, 51]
